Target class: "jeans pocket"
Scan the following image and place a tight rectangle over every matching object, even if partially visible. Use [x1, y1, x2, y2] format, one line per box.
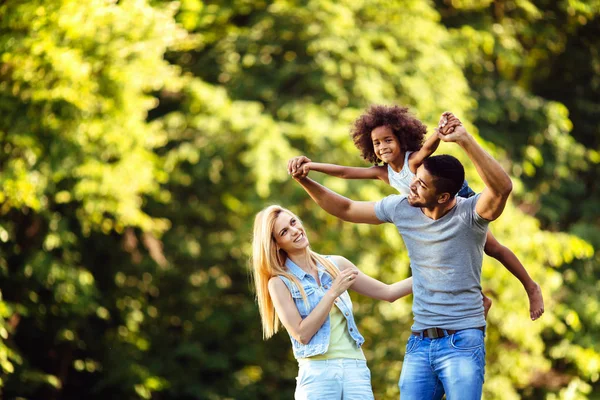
[450, 329, 484, 351]
[405, 335, 421, 355]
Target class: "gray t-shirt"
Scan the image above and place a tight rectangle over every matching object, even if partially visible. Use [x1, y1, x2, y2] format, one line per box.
[375, 194, 489, 330]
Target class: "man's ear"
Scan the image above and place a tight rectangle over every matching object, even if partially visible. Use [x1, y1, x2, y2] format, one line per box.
[437, 192, 451, 204]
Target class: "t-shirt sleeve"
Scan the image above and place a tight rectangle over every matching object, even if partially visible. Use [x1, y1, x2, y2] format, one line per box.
[459, 194, 489, 231]
[375, 194, 405, 223]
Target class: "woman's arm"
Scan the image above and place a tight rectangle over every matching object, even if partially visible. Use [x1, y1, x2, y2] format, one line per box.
[268, 267, 358, 345]
[332, 256, 413, 302]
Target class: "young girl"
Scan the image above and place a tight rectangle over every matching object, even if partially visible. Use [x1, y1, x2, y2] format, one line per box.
[288, 105, 544, 321]
[251, 205, 413, 399]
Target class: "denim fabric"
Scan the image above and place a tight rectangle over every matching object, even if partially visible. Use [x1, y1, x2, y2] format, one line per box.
[398, 328, 486, 400]
[278, 258, 365, 359]
[457, 179, 477, 198]
[295, 359, 374, 400]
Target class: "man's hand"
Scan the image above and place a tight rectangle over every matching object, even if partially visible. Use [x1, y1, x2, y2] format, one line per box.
[287, 156, 312, 179]
[440, 113, 513, 221]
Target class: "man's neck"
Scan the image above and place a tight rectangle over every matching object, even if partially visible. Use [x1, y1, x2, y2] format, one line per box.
[420, 198, 458, 220]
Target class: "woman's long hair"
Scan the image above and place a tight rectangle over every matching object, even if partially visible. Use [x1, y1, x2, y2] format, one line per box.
[251, 205, 340, 340]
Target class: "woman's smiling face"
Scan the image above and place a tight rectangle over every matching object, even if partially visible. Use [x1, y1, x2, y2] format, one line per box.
[272, 211, 309, 253]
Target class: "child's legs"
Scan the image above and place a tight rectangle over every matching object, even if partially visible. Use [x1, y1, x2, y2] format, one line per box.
[483, 231, 534, 287]
[483, 230, 544, 319]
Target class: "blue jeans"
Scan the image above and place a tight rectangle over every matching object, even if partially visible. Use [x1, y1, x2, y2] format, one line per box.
[399, 328, 486, 400]
[295, 358, 374, 400]
[457, 179, 476, 198]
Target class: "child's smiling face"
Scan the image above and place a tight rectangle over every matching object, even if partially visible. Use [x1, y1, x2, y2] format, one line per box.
[371, 126, 402, 164]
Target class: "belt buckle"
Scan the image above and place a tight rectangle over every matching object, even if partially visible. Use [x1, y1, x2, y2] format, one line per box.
[426, 328, 441, 339]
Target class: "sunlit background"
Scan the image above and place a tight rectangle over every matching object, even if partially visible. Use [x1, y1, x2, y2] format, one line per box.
[0, 0, 599, 399]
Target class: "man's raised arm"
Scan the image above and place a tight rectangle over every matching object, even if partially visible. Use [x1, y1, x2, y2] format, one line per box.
[439, 115, 513, 221]
[293, 176, 383, 225]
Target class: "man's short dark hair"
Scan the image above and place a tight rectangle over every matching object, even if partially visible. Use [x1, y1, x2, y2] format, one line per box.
[422, 155, 465, 197]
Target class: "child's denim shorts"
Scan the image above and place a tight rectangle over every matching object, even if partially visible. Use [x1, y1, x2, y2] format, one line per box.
[458, 179, 477, 198]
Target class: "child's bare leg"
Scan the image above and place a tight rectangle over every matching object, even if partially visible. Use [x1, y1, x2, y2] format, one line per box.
[484, 231, 544, 320]
[482, 292, 492, 319]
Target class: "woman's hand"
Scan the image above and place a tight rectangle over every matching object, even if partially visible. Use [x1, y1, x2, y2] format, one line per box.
[330, 255, 413, 302]
[329, 267, 358, 297]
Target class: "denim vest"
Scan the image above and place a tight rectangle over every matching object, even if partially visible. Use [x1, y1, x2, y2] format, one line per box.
[278, 257, 365, 359]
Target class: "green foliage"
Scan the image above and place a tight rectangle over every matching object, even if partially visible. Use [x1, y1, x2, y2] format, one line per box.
[0, 0, 186, 398]
[0, 0, 180, 232]
[433, 1, 600, 397]
[0, 0, 598, 399]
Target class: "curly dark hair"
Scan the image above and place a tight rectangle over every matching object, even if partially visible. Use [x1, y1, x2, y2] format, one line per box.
[351, 105, 427, 164]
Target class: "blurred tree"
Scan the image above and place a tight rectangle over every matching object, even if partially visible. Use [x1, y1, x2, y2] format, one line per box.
[155, 1, 596, 399]
[0, 0, 185, 398]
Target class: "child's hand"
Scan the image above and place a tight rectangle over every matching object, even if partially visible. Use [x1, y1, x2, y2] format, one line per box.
[295, 162, 312, 179]
[287, 156, 311, 177]
[438, 112, 460, 135]
[438, 112, 451, 130]
[438, 118, 469, 144]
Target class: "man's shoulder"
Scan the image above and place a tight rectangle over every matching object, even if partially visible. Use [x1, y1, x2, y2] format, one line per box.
[379, 194, 410, 210]
[456, 193, 480, 208]
[382, 193, 409, 203]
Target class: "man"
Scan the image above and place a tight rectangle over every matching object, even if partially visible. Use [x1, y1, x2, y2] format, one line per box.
[287, 114, 512, 399]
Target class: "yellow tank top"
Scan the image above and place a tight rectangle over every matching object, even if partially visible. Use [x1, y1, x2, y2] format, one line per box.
[301, 305, 365, 361]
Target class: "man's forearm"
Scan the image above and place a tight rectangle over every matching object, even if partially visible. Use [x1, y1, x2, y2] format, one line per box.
[294, 177, 381, 224]
[295, 177, 353, 220]
[460, 135, 512, 196]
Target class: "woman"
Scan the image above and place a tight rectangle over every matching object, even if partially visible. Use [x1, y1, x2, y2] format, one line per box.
[251, 205, 412, 399]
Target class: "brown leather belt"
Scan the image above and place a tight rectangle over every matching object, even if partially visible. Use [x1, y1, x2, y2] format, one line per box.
[412, 326, 485, 339]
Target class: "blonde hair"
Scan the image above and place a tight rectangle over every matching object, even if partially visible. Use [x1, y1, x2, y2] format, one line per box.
[251, 205, 340, 340]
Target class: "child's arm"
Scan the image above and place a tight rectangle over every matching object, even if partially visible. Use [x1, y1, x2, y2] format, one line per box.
[407, 131, 441, 173]
[288, 155, 387, 182]
[307, 162, 386, 180]
[407, 112, 454, 173]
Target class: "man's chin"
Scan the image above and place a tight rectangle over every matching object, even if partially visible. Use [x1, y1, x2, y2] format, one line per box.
[407, 196, 421, 207]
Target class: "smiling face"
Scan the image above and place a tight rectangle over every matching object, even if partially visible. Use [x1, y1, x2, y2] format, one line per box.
[407, 165, 442, 208]
[272, 211, 309, 253]
[371, 126, 402, 164]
